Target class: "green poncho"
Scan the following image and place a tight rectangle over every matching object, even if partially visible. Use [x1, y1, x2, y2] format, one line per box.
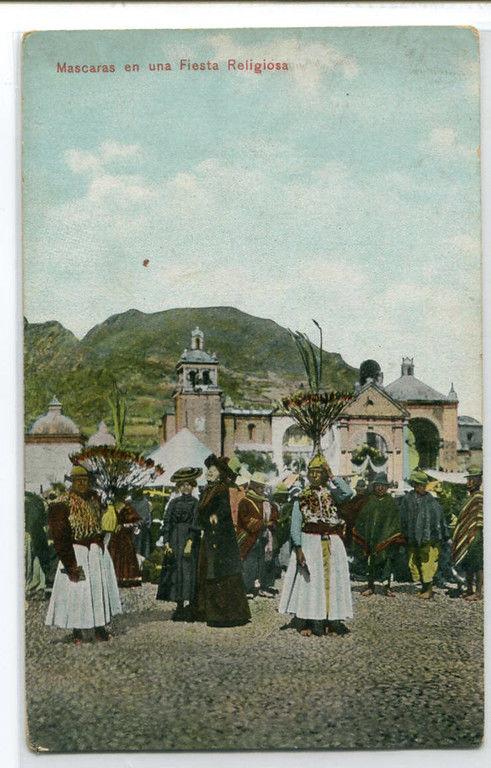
[352, 494, 404, 557]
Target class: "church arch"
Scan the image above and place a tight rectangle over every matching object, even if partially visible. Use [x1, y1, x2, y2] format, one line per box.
[407, 418, 440, 470]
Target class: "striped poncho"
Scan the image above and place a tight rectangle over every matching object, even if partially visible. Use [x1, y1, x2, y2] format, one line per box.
[452, 490, 483, 567]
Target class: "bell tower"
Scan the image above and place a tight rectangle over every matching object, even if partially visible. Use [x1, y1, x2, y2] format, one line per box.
[174, 328, 222, 454]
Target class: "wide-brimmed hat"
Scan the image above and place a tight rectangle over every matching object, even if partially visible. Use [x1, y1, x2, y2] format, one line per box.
[250, 471, 269, 486]
[204, 454, 237, 482]
[272, 482, 289, 499]
[170, 466, 202, 485]
[69, 465, 89, 478]
[236, 469, 252, 487]
[227, 455, 242, 477]
[465, 464, 483, 478]
[372, 472, 390, 486]
[409, 470, 429, 485]
[308, 453, 331, 474]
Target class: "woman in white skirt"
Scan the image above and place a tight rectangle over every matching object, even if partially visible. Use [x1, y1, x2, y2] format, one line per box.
[278, 454, 353, 637]
[45, 466, 121, 644]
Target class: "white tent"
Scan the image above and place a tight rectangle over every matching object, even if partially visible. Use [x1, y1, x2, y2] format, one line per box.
[147, 428, 212, 485]
[424, 469, 467, 485]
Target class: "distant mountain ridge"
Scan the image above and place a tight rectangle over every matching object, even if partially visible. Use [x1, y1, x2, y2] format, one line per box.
[24, 306, 358, 450]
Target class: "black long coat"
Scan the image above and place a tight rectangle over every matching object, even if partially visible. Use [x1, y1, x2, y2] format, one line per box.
[156, 494, 201, 602]
[198, 483, 243, 580]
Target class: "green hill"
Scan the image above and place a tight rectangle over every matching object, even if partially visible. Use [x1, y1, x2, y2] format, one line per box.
[24, 307, 358, 450]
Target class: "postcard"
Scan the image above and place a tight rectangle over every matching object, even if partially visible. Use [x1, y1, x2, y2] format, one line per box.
[22, 27, 483, 752]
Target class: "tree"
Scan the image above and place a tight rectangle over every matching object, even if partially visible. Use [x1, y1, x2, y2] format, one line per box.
[236, 450, 278, 476]
[107, 380, 127, 449]
[282, 321, 353, 455]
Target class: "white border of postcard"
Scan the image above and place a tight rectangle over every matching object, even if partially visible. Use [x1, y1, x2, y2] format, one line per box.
[0, 3, 490, 768]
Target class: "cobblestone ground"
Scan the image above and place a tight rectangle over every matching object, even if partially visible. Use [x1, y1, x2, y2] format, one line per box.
[25, 580, 484, 753]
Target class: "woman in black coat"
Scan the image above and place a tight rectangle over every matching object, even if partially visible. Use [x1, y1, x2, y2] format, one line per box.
[156, 467, 202, 620]
[194, 455, 251, 627]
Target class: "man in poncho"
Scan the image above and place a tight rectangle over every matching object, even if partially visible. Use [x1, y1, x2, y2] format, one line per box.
[353, 472, 404, 597]
[272, 483, 294, 571]
[278, 453, 353, 636]
[45, 465, 122, 643]
[453, 465, 483, 601]
[237, 472, 279, 597]
[25, 491, 52, 598]
[399, 470, 449, 599]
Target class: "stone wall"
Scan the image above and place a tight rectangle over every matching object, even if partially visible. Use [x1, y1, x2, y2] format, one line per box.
[25, 439, 83, 493]
[174, 392, 222, 455]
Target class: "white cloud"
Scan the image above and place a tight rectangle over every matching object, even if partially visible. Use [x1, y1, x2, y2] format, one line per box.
[64, 142, 144, 177]
[99, 141, 142, 161]
[446, 233, 480, 254]
[422, 127, 475, 159]
[459, 57, 480, 97]
[64, 148, 101, 175]
[207, 34, 359, 95]
[87, 173, 155, 203]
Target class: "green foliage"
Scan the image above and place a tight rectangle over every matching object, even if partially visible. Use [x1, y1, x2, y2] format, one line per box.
[351, 443, 386, 467]
[106, 380, 127, 449]
[289, 319, 324, 393]
[284, 321, 354, 453]
[236, 450, 278, 475]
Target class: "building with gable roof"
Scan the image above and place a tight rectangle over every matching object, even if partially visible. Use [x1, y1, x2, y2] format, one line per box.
[337, 380, 409, 485]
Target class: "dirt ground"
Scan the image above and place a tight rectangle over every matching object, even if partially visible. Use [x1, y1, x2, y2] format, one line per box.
[24, 580, 484, 753]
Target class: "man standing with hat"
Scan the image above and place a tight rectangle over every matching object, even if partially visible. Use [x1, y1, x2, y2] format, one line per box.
[236, 472, 279, 598]
[156, 466, 202, 620]
[353, 472, 404, 597]
[399, 470, 449, 599]
[45, 465, 121, 644]
[453, 465, 483, 601]
[279, 453, 353, 636]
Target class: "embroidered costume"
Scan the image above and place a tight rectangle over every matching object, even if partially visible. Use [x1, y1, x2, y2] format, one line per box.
[45, 486, 121, 630]
[279, 485, 353, 624]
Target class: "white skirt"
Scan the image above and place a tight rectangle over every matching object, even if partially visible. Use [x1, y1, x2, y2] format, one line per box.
[278, 533, 353, 621]
[45, 543, 122, 629]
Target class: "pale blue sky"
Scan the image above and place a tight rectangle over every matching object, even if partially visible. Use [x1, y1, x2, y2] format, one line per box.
[23, 27, 481, 416]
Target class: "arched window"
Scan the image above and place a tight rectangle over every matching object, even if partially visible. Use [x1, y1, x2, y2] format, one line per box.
[248, 423, 256, 441]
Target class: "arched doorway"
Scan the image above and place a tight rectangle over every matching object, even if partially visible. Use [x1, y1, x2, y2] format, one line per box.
[407, 418, 440, 470]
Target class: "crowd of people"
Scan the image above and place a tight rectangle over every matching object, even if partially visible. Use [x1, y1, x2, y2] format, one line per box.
[25, 453, 484, 645]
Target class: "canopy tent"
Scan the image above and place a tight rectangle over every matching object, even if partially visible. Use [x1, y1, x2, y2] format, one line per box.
[146, 428, 212, 486]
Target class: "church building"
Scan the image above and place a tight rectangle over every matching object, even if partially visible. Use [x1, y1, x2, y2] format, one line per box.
[159, 330, 477, 488]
